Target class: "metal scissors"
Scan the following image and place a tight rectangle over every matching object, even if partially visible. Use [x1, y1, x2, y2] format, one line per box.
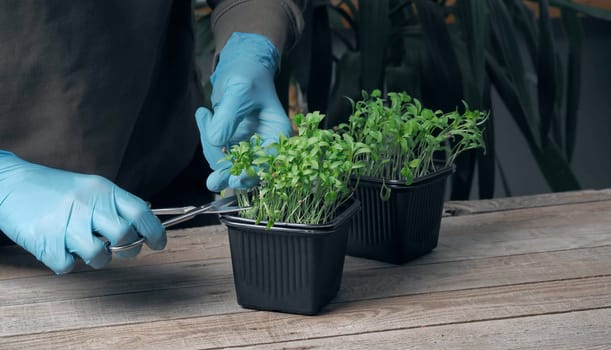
[105, 195, 250, 253]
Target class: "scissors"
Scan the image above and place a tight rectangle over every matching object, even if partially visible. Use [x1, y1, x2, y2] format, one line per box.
[105, 195, 250, 253]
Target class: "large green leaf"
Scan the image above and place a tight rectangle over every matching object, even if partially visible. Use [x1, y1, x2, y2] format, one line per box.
[288, 3, 314, 93]
[487, 0, 538, 146]
[414, 0, 464, 111]
[358, 0, 390, 92]
[496, 157, 513, 197]
[486, 53, 537, 152]
[447, 29, 483, 199]
[536, 143, 581, 191]
[551, 51, 564, 146]
[386, 64, 421, 99]
[450, 0, 494, 198]
[478, 80, 496, 199]
[451, 150, 477, 200]
[193, 13, 216, 109]
[326, 51, 361, 128]
[487, 0, 581, 193]
[486, 56, 580, 192]
[455, 0, 488, 106]
[561, 8, 583, 162]
[307, 6, 333, 113]
[504, 0, 538, 65]
[387, 0, 410, 66]
[414, 0, 472, 198]
[387, 32, 425, 99]
[537, 0, 558, 146]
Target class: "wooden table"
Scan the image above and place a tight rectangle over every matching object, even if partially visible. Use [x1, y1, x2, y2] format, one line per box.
[2, 190, 611, 349]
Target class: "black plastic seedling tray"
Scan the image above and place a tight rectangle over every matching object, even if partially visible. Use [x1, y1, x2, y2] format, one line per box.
[220, 199, 360, 315]
[348, 166, 453, 264]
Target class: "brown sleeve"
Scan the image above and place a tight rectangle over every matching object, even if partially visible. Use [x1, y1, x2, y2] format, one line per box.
[207, 0, 305, 55]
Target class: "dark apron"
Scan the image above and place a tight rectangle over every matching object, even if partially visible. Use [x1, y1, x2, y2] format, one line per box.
[0, 1, 216, 245]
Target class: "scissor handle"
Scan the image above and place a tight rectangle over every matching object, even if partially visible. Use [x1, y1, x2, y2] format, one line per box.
[105, 196, 250, 253]
[106, 238, 145, 253]
[105, 205, 212, 253]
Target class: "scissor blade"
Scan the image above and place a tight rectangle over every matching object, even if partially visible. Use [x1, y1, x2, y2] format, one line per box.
[159, 195, 249, 228]
[160, 205, 212, 228]
[107, 196, 250, 253]
[208, 195, 239, 208]
[205, 205, 252, 214]
[206, 195, 251, 214]
[151, 206, 196, 216]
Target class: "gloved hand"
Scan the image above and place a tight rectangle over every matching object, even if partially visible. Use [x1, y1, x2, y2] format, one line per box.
[196, 32, 293, 192]
[0, 151, 166, 274]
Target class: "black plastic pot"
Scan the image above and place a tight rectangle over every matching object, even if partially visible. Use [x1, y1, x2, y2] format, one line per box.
[219, 199, 360, 315]
[348, 166, 453, 264]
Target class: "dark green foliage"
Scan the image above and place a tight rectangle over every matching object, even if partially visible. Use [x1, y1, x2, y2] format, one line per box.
[340, 90, 487, 188]
[284, 0, 611, 198]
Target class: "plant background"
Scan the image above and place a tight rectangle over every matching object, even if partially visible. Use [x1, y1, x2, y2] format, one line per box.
[194, 0, 611, 200]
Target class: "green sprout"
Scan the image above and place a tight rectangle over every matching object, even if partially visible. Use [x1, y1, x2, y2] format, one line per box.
[224, 111, 370, 228]
[340, 90, 488, 192]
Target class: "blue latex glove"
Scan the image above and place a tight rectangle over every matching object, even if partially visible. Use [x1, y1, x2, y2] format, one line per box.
[196, 32, 293, 192]
[0, 151, 166, 274]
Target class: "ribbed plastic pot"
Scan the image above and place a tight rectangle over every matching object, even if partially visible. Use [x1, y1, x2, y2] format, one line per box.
[348, 166, 453, 264]
[219, 199, 360, 315]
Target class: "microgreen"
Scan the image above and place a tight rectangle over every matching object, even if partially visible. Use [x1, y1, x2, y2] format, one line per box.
[340, 90, 488, 188]
[224, 112, 370, 228]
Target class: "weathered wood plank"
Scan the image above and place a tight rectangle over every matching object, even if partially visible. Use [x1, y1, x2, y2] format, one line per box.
[235, 308, 611, 350]
[2, 198, 611, 280]
[444, 189, 611, 216]
[2, 191, 610, 349]
[0, 225, 232, 280]
[1, 246, 610, 337]
[421, 200, 611, 263]
[2, 244, 610, 308]
[2, 276, 610, 349]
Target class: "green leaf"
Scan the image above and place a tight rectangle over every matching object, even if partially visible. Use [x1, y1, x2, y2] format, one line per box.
[324, 191, 338, 203]
[386, 61, 422, 98]
[307, 6, 333, 113]
[496, 157, 513, 197]
[414, 0, 464, 111]
[477, 82, 495, 199]
[327, 51, 362, 128]
[451, 150, 476, 200]
[486, 53, 537, 150]
[358, 0, 390, 92]
[504, 0, 538, 66]
[536, 143, 580, 191]
[487, 0, 538, 145]
[561, 8, 583, 162]
[537, 0, 558, 147]
[288, 3, 313, 93]
[455, 0, 489, 107]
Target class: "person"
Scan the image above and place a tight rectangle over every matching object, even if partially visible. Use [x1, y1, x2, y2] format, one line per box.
[0, 0, 304, 274]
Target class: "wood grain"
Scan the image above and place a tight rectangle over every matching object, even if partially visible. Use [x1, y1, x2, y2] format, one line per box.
[1, 246, 609, 337]
[2, 197, 611, 280]
[444, 189, 611, 216]
[2, 276, 609, 349]
[236, 308, 611, 350]
[0, 225, 231, 280]
[2, 190, 611, 349]
[2, 243, 610, 309]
